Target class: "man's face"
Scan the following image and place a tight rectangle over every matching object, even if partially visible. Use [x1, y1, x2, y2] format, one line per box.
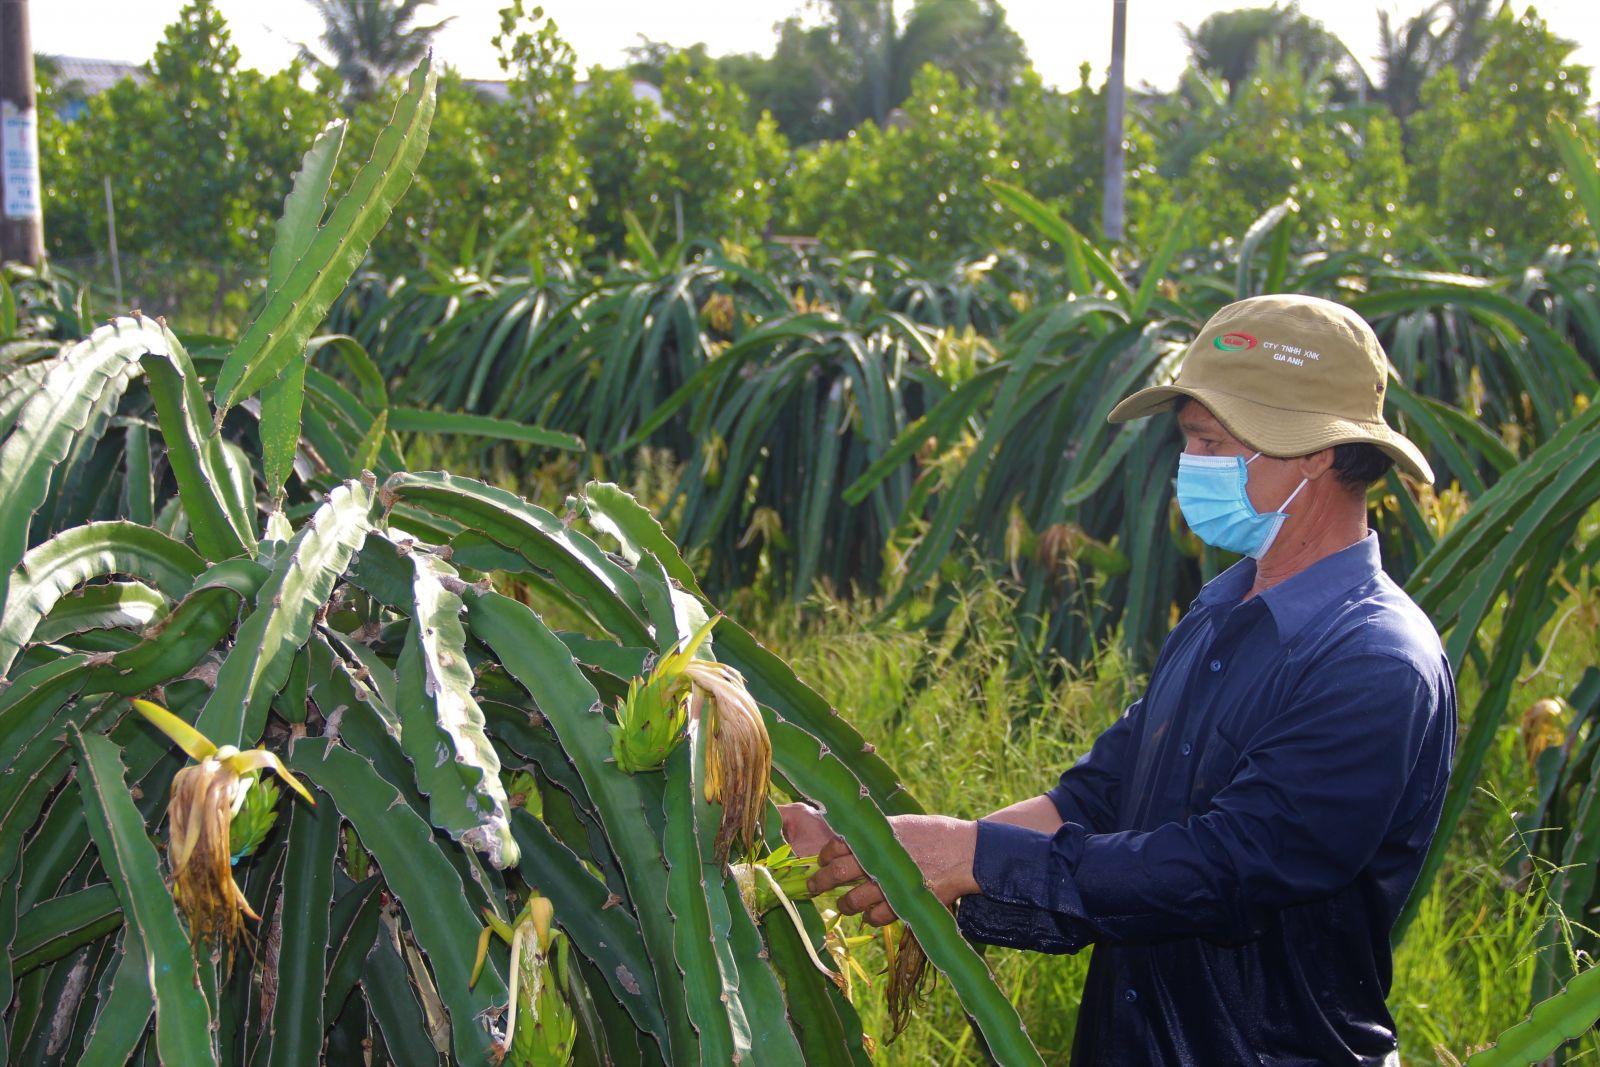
[1175, 400, 1309, 517]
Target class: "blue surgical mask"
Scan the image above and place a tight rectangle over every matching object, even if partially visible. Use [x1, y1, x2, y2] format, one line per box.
[1176, 452, 1307, 560]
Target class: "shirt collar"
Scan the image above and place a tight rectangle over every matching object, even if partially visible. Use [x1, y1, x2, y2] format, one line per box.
[1196, 533, 1384, 645]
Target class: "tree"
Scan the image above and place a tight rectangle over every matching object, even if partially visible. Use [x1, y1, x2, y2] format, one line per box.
[1375, 1, 1450, 133]
[1181, 3, 1367, 101]
[641, 55, 789, 249]
[576, 57, 787, 257]
[1171, 50, 1410, 247]
[1000, 67, 1166, 246]
[489, 1, 592, 260]
[38, 0, 322, 322]
[574, 69, 663, 255]
[785, 66, 1014, 259]
[628, 0, 1028, 145]
[1374, 0, 1498, 135]
[300, 0, 453, 105]
[1407, 4, 1596, 248]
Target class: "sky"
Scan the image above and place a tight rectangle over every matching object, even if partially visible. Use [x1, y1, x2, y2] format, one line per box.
[29, 0, 1600, 94]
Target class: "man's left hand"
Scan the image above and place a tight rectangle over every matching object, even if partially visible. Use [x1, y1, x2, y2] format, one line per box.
[808, 814, 980, 927]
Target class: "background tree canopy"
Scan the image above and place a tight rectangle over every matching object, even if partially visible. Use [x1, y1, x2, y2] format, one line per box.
[33, 0, 1600, 293]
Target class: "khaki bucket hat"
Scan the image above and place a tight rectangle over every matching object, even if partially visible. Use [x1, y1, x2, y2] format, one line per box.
[1108, 293, 1434, 483]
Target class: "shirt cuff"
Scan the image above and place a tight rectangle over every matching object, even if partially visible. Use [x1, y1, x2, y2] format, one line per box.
[973, 818, 1089, 917]
[955, 894, 1090, 955]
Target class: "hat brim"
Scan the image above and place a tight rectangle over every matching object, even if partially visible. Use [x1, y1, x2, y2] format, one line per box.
[1108, 384, 1435, 484]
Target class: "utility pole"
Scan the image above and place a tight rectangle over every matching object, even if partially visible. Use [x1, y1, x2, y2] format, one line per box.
[1, 0, 44, 267]
[1101, 0, 1127, 244]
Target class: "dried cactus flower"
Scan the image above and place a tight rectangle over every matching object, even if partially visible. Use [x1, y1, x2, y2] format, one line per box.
[1520, 697, 1565, 765]
[684, 659, 771, 862]
[883, 921, 936, 1041]
[130, 699, 314, 962]
[608, 615, 773, 861]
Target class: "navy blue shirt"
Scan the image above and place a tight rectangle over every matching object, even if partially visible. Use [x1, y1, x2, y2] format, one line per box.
[956, 534, 1455, 1066]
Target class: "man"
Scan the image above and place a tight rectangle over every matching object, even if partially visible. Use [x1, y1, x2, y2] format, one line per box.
[782, 294, 1457, 1065]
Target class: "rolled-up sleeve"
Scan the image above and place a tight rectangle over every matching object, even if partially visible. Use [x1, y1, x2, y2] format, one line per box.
[1046, 698, 1142, 833]
[959, 653, 1441, 949]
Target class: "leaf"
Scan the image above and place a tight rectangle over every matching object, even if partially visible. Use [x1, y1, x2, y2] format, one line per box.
[1236, 199, 1296, 300]
[466, 589, 696, 1063]
[363, 921, 448, 1067]
[0, 521, 203, 676]
[76, 931, 152, 1067]
[10, 883, 122, 975]
[193, 478, 376, 749]
[85, 558, 268, 698]
[213, 57, 436, 419]
[140, 327, 256, 560]
[506, 809, 666, 1042]
[287, 738, 502, 1064]
[1462, 963, 1600, 1066]
[266, 789, 340, 1067]
[0, 315, 167, 612]
[33, 579, 168, 645]
[72, 728, 218, 1067]
[269, 119, 348, 290]
[1130, 201, 1194, 319]
[1549, 116, 1600, 249]
[662, 744, 739, 1064]
[386, 407, 584, 451]
[768, 717, 1045, 1066]
[259, 120, 349, 502]
[384, 472, 650, 646]
[387, 532, 518, 868]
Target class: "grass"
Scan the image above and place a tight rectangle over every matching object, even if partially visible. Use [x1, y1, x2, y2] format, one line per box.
[752, 552, 1600, 1065]
[761, 574, 1132, 1062]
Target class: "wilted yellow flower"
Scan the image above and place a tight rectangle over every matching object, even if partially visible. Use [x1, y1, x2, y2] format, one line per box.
[131, 699, 313, 962]
[609, 615, 772, 862]
[684, 659, 770, 863]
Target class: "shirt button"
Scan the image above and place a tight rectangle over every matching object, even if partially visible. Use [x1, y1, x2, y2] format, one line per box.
[1125, 988, 1138, 1003]
[1181, 742, 1193, 756]
[1209, 659, 1222, 672]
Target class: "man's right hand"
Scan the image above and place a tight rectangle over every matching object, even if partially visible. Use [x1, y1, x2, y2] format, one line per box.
[778, 801, 839, 858]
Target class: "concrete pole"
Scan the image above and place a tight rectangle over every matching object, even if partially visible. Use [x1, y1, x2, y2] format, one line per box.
[1101, 0, 1127, 244]
[1, 0, 43, 266]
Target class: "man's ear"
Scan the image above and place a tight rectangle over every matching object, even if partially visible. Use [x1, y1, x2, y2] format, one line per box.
[1297, 447, 1337, 481]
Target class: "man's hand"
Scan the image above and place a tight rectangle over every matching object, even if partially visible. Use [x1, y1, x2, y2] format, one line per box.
[808, 814, 980, 927]
[778, 801, 840, 858]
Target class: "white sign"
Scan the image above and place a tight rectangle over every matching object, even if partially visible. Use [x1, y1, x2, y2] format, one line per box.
[2, 101, 41, 220]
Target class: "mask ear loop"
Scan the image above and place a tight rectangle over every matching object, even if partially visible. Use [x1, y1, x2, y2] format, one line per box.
[1278, 478, 1309, 513]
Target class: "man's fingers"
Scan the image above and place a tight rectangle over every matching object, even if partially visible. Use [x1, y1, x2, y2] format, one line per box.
[864, 901, 898, 927]
[809, 853, 867, 895]
[837, 880, 885, 918]
[817, 835, 852, 866]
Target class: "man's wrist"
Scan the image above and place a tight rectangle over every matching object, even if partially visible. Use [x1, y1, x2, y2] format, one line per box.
[955, 817, 981, 898]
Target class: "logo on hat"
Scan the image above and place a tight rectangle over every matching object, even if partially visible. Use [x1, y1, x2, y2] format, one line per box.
[1213, 332, 1258, 351]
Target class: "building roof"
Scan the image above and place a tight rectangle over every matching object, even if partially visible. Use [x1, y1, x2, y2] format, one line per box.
[45, 56, 147, 97]
[462, 77, 664, 110]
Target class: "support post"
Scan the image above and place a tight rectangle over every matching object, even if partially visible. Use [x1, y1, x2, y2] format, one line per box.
[0, 0, 44, 267]
[1101, 0, 1128, 245]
